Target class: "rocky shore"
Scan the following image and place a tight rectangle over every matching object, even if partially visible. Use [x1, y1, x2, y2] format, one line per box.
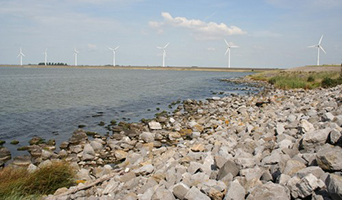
[1, 82, 342, 200]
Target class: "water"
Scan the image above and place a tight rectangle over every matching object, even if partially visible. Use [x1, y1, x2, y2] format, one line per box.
[0, 67, 255, 154]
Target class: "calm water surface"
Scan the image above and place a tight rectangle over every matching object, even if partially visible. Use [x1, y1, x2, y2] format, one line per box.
[0, 67, 256, 154]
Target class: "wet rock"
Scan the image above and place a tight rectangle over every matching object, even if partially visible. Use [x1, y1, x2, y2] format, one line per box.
[29, 136, 45, 145]
[60, 141, 69, 149]
[69, 129, 88, 145]
[316, 145, 342, 171]
[326, 174, 342, 200]
[0, 147, 11, 162]
[12, 155, 31, 167]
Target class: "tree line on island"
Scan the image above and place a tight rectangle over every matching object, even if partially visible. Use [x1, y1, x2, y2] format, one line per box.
[38, 62, 68, 66]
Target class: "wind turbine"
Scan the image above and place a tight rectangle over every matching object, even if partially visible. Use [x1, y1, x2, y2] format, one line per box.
[108, 46, 119, 66]
[74, 48, 79, 66]
[42, 49, 47, 65]
[308, 35, 326, 66]
[224, 39, 238, 68]
[17, 47, 25, 66]
[157, 43, 169, 67]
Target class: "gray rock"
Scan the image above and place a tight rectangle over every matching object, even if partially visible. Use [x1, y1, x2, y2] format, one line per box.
[246, 182, 290, 200]
[301, 128, 331, 151]
[38, 159, 52, 168]
[134, 164, 154, 175]
[217, 160, 240, 180]
[329, 129, 341, 144]
[295, 166, 325, 180]
[27, 163, 38, 173]
[294, 174, 325, 198]
[90, 140, 103, 152]
[152, 188, 176, 200]
[148, 121, 162, 130]
[188, 161, 202, 174]
[69, 129, 88, 145]
[12, 155, 31, 166]
[326, 174, 342, 200]
[82, 144, 96, 161]
[0, 147, 11, 162]
[140, 132, 155, 143]
[224, 180, 245, 200]
[184, 187, 210, 200]
[276, 123, 285, 135]
[173, 182, 190, 200]
[76, 168, 93, 182]
[300, 119, 315, 133]
[283, 159, 306, 176]
[278, 174, 291, 185]
[316, 145, 342, 171]
[323, 112, 335, 122]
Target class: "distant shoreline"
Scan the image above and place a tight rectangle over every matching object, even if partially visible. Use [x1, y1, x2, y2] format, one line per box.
[0, 65, 279, 72]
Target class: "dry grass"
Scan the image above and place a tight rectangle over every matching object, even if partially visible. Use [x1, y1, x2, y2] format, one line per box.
[0, 161, 75, 199]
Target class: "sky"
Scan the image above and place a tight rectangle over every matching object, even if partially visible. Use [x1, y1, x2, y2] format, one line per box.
[0, 0, 341, 68]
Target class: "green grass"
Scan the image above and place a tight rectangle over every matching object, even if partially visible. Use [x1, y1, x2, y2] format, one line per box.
[0, 161, 75, 199]
[250, 70, 342, 89]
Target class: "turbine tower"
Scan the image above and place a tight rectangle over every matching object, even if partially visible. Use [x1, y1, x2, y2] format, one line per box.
[108, 46, 119, 66]
[157, 43, 169, 67]
[308, 35, 326, 66]
[224, 39, 238, 68]
[17, 47, 25, 66]
[74, 48, 79, 66]
[43, 49, 48, 65]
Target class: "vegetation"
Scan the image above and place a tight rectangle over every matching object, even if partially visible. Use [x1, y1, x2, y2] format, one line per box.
[38, 62, 68, 66]
[250, 70, 342, 89]
[0, 161, 75, 199]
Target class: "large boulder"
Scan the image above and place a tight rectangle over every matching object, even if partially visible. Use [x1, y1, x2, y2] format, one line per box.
[184, 187, 210, 200]
[246, 182, 290, 200]
[82, 144, 95, 161]
[217, 160, 240, 180]
[224, 180, 246, 200]
[300, 128, 331, 151]
[287, 174, 325, 199]
[326, 174, 342, 200]
[148, 121, 162, 130]
[140, 132, 155, 143]
[172, 182, 190, 200]
[69, 129, 88, 145]
[316, 145, 342, 171]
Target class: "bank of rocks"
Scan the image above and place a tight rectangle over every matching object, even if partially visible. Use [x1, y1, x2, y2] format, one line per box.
[3, 84, 342, 200]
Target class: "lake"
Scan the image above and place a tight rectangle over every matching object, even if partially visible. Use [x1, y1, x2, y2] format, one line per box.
[0, 67, 256, 154]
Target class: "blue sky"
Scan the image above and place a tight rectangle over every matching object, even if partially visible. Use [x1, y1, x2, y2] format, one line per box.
[0, 0, 341, 68]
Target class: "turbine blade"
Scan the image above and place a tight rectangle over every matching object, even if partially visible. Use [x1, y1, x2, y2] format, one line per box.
[308, 45, 316, 48]
[320, 46, 327, 54]
[230, 46, 239, 48]
[22, 53, 25, 57]
[115, 46, 120, 50]
[164, 43, 170, 49]
[109, 47, 113, 50]
[157, 46, 162, 49]
[224, 39, 229, 46]
[225, 48, 229, 55]
[318, 35, 324, 45]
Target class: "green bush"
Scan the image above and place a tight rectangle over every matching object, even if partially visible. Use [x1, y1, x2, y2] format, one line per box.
[321, 77, 342, 88]
[307, 76, 315, 82]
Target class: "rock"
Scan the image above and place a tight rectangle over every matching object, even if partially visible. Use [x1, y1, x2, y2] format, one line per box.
[295, 166, 325, 180]
[323, 112, 335, 122]
[300, 128, 331, 151]
[135, 164, 154, 175]
[148, 121, 162, 130]
[114, 149, 127, 160]
[276, 123, 285, 135]
[69, 129, 88, 145]
[82, 144, 96, 161]
[90, 140, 103, 152]
[224, 180, 245, 200]
[191, 143, 205, 152]
[283, 159, 306, 176]
[29, 136, 45, 145]
[288, 174, 325, 198]
[246, 182, 290, 200]
[300, 119, 315, 133]
[172, 182, 190, 200]
[140, 132, 155, 143]
[326, 174, 342, 200]
[152, 188, 176, 200]
[60, 141, 69, 149]
[38, 160, 52, 168]
[28, 145, 42, 157]
[217, 160, 240, 180]
[102, 179, 119, 195]
[76, 168, 93, 182]
[329, 129, 341, 144]
[184, 187, 210, 200]
[27, 163, 38, 173]
[169, 132, 181, 140]
[316, 145, 342, 171]
[12, 155, 31, 166]
[0, 147, 11, 162]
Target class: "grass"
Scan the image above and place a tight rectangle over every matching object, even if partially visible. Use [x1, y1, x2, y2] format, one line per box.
[0, 161, 75, 199]
[250, 70, 342, 89]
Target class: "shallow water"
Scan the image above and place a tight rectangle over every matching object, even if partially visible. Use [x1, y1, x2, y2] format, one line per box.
[0, 67, 256, 154]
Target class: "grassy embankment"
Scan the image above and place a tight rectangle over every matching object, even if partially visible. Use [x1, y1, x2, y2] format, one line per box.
[249, 66, 342, 89]
[0, 161, 75, 199]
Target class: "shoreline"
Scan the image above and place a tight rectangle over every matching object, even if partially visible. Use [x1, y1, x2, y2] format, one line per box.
[0, 64, 279, 73]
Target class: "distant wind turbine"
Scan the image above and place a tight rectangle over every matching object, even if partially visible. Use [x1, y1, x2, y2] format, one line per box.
[108, 46, 119, 66]
[74, 48, 79, 66]
[17, 47, 25, 66]
[43, 49, 48, 65]
[224, 39, 238, 68]
[157, 43, 169, 67]
[308, 35, 326, 66]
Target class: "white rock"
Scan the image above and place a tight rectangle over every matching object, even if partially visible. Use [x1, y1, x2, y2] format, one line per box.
[134, 164, 154, 175]
[90, 140, 103, 152]
[102, 179, 119, 195]
[184, 187, 210, 200]
[148, 121, 162, 130]
[82, 144, 95, 161]
[140, 132, 155, 143]
[224, 180, 245, 200]
[27, 163, 38, 173]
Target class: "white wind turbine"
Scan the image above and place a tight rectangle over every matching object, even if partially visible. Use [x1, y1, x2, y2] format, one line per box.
[224, 39, 238, 68]
[157, 43, 169, 67]
[74, 48, 79, 66]
[42, 49, 48, 65]
[108, 46, 119, 66]
[308, 35, 326, 66]
[17, 47, 25, 66]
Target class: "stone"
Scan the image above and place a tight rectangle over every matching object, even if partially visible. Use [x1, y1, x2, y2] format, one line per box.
[188, 161, 202, 174]
[246, 182, 290, 200]
[82, 144, 95, 161]
[28, 145, 42, 157]
[300, 119, 315, 133]
[135, 164, 154, 175]
[29, 136, 44, 145]
[76, 168, 93, 182]
[323, 112, 335, 122]
[124, 192, 138, 200]
[191, 143, 205, 152]
[102, 179, 119, 195]
[69, 129, 88, 145]
[172, 182, 190, 200]
[329, 129, 341, 144]
[283, 159, 306, 176]
[295, 166, 325, 180]
[60, 141, 69, 149]
[276, 123, 285, 135]
[38, 160, 52, 168]
[278, 174, 291, 185]
[301, 128, 331, 151]
[0, 147, 11, 162]
[290, 174, 325, 198]
[316, 145, 342, 171]
[224, 180, 245, 200]
[184, 187, 210, 200]
[12, 155, 31, 166]
[90, 140, 103, 152]
[148, 121, 162, 130]
[169, 132, 181, 140]
[326, 174, 342, 200]
[140, 132, 155, 143]
[217, 160, 240, 180]
[114, 149, 127, 160]
[27, 163, 38, 173]
[152, 188, 176, 200]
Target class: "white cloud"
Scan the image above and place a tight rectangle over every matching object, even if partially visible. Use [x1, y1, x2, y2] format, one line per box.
[149, 12, 246, 40]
